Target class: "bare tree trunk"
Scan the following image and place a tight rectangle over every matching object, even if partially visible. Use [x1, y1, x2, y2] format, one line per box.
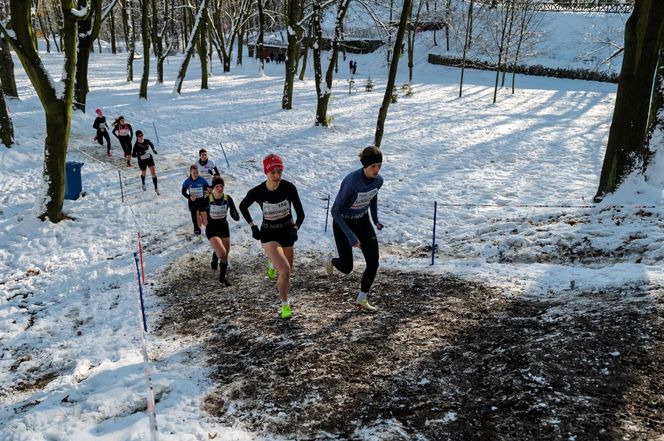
[0, 87, 13, 147]
[315, 0, 351, 126]
[125, 0, 136, 81]
[74, 0, 105, 112]
[198, 7, 208, 89]
[594, 0, 664, 201]
[459, 0, 473, 97]
[407, 0, 425, 83]
[492, 0, 513, 104]
[501, 1, 516, 88]
[139, 0, 150, 98]
[174, 0, 208, 94]
[237, 19, 245, 65]
[312, 0, 324, 123]
[0, 6, 18, 98]
[282, 0, 304, 109]
[110, 8, 117, 53]
[257, 0, 265, 75]
[299, 20, 312, 81]
[36, 1, 51, 53]
[1, 0, 80, 221]
[374, 0, 413, 148]
[644, 48, 664, 173]
[0, 37, 18, 98]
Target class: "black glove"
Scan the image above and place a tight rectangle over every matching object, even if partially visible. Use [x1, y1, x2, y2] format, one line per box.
[289, 227, 298, 243]
[375, 222, 384, 231]
[152, 149, 158, 155]
[251, 225, 261, 240]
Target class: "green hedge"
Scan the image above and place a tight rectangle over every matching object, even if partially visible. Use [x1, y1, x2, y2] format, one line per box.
[427, 54, 619, 83]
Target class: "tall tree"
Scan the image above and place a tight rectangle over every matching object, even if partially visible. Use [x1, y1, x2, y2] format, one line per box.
[197, 3, 208, 90]
[174, 0, 208, 94]
[594, 0, 664, 201]
[0, 86, 13, 147]
[74, 0, 119, 111]
[458, 0, 474, 97]
[1, 0, 84, 221]
[644, 48, 664, 173]
[0, 5, 18, 98]
[282, 0, 304, 109]
[256, 0, 266, 75]
[374, 0, 413, 148]
[315, 0, 352, 126]
[139, 0, 150, 98]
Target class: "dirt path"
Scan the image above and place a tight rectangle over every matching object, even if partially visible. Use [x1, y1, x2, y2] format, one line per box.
[154, 251, 664, 440]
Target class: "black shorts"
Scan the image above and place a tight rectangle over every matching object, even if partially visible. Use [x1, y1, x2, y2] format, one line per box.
[206, 220, 230, 239]
[260, 224, 297, 247]
[138, 156, 155, 171]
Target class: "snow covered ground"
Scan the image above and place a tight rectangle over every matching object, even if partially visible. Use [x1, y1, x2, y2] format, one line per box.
[2, 13, 663, 440]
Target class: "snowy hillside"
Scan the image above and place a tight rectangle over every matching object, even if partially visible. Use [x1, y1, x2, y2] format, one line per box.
[1, 11, 662, 441]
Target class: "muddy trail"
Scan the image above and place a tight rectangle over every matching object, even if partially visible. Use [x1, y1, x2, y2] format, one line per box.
[154, 251, 663, 440]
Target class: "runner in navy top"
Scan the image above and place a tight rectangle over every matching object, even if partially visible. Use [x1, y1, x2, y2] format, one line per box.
[131, 130, 159, 195]
[326, 146, 384, 311]
[112, 116, 133, 166]
[92, 108, 112, 156]
[206, 176, 240, 286]
[239, 154, 305, 320]
[182, 165, 210, 235]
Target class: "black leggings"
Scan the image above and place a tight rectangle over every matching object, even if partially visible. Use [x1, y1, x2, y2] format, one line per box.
[117, 136, 132, 157]
[96, 130, 111, 153]
[187, 200, 199, 231]
[332, 214, 379, 293]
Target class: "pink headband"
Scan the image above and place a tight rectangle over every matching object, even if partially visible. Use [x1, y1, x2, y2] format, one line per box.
[263, 155, 284, 174]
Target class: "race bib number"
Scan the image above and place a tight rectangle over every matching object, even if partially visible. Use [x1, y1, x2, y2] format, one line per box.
[118, 128, 130, 136]
[210, 204, 228, 220]
[190, 186, 204, 198]
[263, 200, 290, 221]
[140, 152, 151, 160]
[351, 188, 378, 210]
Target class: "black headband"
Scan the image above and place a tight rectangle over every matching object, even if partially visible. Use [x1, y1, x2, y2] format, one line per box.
[361, 152, 383, 167]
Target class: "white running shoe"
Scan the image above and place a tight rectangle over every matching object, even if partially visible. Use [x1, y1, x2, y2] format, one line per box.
[324, 252, 334, 275]
[155, 188, 160, 195]
[142, 183, 146, 191]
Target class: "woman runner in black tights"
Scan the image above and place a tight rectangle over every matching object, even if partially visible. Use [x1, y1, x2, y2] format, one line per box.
[239, 154, 305, 320]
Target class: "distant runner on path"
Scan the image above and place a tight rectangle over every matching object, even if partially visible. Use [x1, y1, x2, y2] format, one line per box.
[325, 145, 384, 311]
[112, 116, 134, 166]
[131, 130, 160, 195]
[182, 165, 210, 236]
[206, 176, 240, 286]
[92, 108, 112, 156]
[197, 149, 220, 185]
[239, 154, 305, 320]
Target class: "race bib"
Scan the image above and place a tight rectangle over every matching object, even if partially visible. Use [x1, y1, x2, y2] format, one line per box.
[351, 188, 378, 210]
[190, 186, 204, 198]
[263, 200, 290, 221]
[118, 128, 130, 136]
[209, 204, 228, 220]
[140, 152, 151, 160]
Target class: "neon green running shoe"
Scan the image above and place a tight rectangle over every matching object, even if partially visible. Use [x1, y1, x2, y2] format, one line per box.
[267, 258, 277, 280]
[356, 299, 377, 312]
[280, 304, 292, 319]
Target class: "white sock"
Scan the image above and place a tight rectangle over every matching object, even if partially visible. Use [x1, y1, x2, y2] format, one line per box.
[357, 291, 367, 302]
[281, 300, 289, 306]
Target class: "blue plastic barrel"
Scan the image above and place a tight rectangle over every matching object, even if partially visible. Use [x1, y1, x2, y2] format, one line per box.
[64, 161, 84, 200]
